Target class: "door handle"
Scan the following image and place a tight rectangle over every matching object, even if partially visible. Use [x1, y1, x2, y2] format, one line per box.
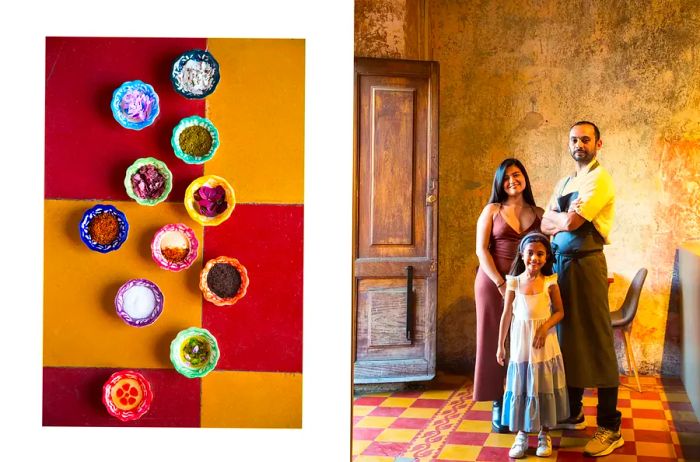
[406, 266, 414, 342]
[426, 194, 437, 205]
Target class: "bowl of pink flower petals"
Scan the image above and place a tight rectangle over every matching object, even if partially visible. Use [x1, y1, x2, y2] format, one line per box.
[124, 157, 173, 206]
[184, 175, 235, 226]
[111, 80, 160, 130]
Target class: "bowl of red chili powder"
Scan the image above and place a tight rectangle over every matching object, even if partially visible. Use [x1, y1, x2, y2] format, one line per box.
[199, 256, 249, 306]
[79, 204, 129, 253]
[151, 223, 199, 271]
[171, 116, 220, 164]
[124, 157, 173, 206]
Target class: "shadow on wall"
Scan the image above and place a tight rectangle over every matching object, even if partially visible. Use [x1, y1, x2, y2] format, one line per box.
[437, 295, 476, 374]
[661, 249, 682, 376]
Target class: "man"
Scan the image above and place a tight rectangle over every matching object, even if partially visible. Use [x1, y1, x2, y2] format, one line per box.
[541, 121, 621, 457]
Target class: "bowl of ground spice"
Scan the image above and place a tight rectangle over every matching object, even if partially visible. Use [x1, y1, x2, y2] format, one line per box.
[199, 256, 249, 306]
[170, 327, 220, 378]
[170, 49, 220, 99]
[102, 369, 153, 422]
[151, 223, 199, 271]
[110, 80, 160, 130]
[124, 157, 173, 206]
[171, 116, 220, 164]
[114, 279, 164, 327]
[79, 204, 129, 253]
[184, 175, 235, 226]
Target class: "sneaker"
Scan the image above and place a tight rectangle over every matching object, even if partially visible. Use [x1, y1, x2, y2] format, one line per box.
[508, 431, 528, 459]
[554, 409, 586, 430]
[536, 432, 552, 457]
[583, 427, 624, 457]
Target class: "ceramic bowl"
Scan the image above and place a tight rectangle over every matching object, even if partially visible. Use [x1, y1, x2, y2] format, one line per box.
[110, 80, 160, 130]
[183, 175, 235, 226]
[124, 157, 173, 206]
[79, 204, 129, 253]
[171, 116, 220, 164]
[199, 256, 249, 307]
[170, 327, 220, 378]
[170, 49, 220, 99]
[102, 370, 153, 421]
[151, 223, 199, 271]
[114, 279, 164, 327]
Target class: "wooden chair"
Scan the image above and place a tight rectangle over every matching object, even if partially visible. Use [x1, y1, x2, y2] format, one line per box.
[610, 268, 648, 393]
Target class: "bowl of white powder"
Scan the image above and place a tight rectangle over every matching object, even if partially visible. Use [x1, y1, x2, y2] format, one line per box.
[114, 279, 164, 327]
[170, 49, 220, 99]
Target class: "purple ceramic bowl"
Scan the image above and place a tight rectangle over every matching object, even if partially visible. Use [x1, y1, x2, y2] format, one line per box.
[114, 279, 164, 327]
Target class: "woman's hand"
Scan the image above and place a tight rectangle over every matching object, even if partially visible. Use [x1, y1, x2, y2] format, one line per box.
[496, 345, 506, 366]
[532, 325, 548, 349]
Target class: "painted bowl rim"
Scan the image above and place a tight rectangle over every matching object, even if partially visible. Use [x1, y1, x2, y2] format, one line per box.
[170, 49, 221, 99]
[124, 157, 173, 205]
[151, 223, 199, 271]
[199, 256, 249, 306]
[169, 327, 220, 378]
[114, 278, 164, 327]
[102, 369, 153, 421]
[170, 115, 220, 164]
[78, 204, 129, 253]
[110, 80, 160, 130]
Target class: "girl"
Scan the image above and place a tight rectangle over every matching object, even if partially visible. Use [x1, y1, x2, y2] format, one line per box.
[496, 232, 569, 458]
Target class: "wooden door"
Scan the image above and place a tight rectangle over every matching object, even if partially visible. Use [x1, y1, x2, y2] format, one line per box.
[353, 58, 439, 383]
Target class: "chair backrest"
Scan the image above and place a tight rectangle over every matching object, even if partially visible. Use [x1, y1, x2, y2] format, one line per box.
[615, 268, 648, 327]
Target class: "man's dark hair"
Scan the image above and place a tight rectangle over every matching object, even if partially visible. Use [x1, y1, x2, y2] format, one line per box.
[570, 120, 600, 141]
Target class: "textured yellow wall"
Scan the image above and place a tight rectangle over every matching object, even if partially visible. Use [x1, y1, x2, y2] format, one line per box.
[356, 0, 700, 375]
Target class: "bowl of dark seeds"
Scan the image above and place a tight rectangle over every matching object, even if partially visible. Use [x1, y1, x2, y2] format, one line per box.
[199, 256, 249, 306]
[124, 157, 173, 206]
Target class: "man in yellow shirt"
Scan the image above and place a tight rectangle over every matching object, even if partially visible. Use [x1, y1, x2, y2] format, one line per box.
[541, 121, 622, 457]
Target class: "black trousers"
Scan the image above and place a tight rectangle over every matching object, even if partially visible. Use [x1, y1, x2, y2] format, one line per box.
[569, 386, 622, 431]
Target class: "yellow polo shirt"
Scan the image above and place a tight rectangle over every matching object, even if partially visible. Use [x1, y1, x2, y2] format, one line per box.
[547, 159, 615, 244]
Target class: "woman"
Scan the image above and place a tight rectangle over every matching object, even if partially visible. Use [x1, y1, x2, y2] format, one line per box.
[474, 158, 544, 432]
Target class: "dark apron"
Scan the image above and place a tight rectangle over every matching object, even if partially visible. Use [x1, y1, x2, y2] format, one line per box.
[553, 169, 619, 388]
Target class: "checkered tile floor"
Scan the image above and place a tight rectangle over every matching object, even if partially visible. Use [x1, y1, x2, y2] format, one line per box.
[352, 375, 700, 461]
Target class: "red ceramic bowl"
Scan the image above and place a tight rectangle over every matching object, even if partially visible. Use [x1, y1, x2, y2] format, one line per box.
[102, 370, 153, 421]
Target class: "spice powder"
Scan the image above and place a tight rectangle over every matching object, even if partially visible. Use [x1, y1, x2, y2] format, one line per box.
[89, 213, 119, 245]
[206, 263, 241, 299]
[179, 126, 213, 157]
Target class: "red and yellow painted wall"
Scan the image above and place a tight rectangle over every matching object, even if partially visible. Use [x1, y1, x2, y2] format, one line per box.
[44, 37, 304, 427]
[356, 0, 700, 376]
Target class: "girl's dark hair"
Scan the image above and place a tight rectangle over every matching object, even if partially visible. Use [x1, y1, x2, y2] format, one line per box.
[487, 158, 537, 206]
[509, 232, 554, 276]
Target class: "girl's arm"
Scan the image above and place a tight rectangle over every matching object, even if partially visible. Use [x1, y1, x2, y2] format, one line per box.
[476, 204, 507, 297]
[533, 282, 565, 348]
[496, 287, 516, 365]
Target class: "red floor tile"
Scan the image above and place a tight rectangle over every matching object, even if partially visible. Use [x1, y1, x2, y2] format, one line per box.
[370, 407, 406, 417]
[45, 37, 205, 201]
[202, 204, 303, 372]
[463, 409, 491, 420]
[354, 396, 387, 406]
[43, 367, 200, 427]
[390, 417, 430, 429]
[446, 431, 489, 445]
[410, 398, 446, 408]
[630, 391, 661, 400]
[632, 408, 666, 419]
[635, 457, 681, 462]
[353, 428, 384, 441]
[476, 446, 511, 461]
[361, 441, 409, 456]
[633, 429, 673, 443]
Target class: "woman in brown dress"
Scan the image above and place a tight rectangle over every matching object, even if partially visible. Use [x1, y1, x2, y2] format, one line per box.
[474, 158, 543, 432]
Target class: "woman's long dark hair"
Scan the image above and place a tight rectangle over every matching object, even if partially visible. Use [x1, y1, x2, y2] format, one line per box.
[487, 158, 537, 206]
[509, 232, 554, 276]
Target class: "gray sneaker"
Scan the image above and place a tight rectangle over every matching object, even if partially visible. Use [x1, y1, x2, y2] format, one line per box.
[583, 427, 624, 457]
[553, 409, 586, 430]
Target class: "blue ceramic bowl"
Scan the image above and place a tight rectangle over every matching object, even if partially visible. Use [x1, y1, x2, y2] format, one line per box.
[79, 204, 129, 253]
[170, 50, 220, 99]
[110, 80, 160, 130]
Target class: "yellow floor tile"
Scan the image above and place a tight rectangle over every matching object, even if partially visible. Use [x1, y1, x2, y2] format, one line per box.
[400, 407, 437, 419]
[484, 433, 515, 448]
[635, 441, 677, 458]
[558, 437, 589, 450]
[375, 428, 419, 443]
[380, 397, 417, 408]
[631, 398, 664, 410]
[639, 376, 661, 384]
[437, 444, 481, 461]
[583, 396, 597, 406]
[354, 456, 394, 462]
[206, 39, 304, 204]
[584, 415, 597, 426]
[633, 418, 670, 431]
[354, 405, 375, 417]
[352, 440, 371, 455]
[419, 389, 453, 399]
[621, 407, 632, 418]
[44, 200, 203, 368]
[618, 390, 631, 400]
[201, 371, 301, 428]
[355, 416, 397, 428]
[621, 428, 635, 442]
[470, 401, 493, 411]
[457, 419, 492, 433]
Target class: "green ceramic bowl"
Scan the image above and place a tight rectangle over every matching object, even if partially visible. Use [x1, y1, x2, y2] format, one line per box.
[170, 327, 220, 378]
[171, 116, 220, 164]
[124, 157, 173, 206]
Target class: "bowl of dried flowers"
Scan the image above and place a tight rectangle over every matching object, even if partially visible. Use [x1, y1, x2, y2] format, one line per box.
[102, 369, 153, 421]
[184, 175, 235, 226]
[171, 116, 220, 164]
[79, 204, 129, 253]
[151, 223, 199, 271]
[110, 80, 160, 130]
[170, 327, 220, 378]
[124, 157, 173, 206]
[170, 49, 220, 99]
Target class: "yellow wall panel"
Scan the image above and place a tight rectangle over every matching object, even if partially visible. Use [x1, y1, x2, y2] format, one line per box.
[43, 199, 204, 368]
[201, 371, 302, 428]
[205, 38, 304, 204]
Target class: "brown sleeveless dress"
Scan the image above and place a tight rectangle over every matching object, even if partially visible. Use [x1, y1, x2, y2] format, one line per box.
[473, 208, 541, 401]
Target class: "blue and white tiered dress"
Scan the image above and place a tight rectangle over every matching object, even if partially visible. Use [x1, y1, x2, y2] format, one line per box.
[501, 273, 569, 432]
